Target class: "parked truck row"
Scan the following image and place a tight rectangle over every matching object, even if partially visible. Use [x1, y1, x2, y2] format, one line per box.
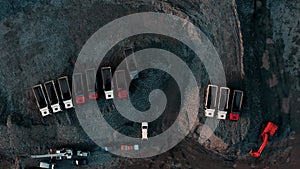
[204, 84, 244, 121]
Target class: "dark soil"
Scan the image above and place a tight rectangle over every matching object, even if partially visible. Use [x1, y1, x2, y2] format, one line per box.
[0, 0, 299, 169]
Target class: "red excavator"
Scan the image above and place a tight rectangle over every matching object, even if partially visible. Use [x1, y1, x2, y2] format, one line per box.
[250, 122, 278, 157]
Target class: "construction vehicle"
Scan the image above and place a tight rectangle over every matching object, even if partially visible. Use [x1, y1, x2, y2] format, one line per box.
[141, 122, 148, 140]
[57, 76, 73, 109]
[73, 73, 86, 104]
[30, 148, 73, 160]
[39, 162, 55, 169]
[86, 68, 99, 100]
[230, 90, 244, 121]
[115, 70, 128, 99]
[32, 84, 50, 116]
[101, 67, 114, 99]
[44, 80, 61, 113]
[250, 122, 278, 158]
[204, 85, 218, 117]
[217, 87, 230, 119]
[124, 47, 139, 80]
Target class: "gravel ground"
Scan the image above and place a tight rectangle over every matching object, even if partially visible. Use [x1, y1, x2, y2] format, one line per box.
[0, 0, 299, 168]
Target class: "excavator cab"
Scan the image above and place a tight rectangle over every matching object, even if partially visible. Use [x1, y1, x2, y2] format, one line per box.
[250, 122, 278, 158]
[262, 122, 278, 137]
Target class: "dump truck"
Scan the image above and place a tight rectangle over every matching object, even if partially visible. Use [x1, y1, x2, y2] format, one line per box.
[204, 85, 218, 117]
[101, 67, 114, 99]
[123, 47, 139, 80]
[32, 84, 50, 116]
[230, 90, 244, 121]
[250, 122, 278, 157]
[57, 76, 73, 109]
[115, 70, 128, 99]
[86, 68, 99, 100]
[44, 80, 61, 113]
[73, 73, 86, 104]
[217, 87, 230, 119]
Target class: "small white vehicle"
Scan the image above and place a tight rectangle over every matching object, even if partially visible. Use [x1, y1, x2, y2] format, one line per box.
[141, 122, 148, 140]
[39, 162, 54, 169]
[76, 150, 90, 157]
[133, 144, 139, 150]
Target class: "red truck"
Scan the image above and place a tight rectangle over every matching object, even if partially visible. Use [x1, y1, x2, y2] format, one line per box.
[115, 70, 128, 99]
[73, 73, 86, 104]
[86, 68, 99, 100]
[229, 90, 244, 121]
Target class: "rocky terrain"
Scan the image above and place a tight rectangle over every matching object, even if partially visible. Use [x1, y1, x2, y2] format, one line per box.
[0, 0, 299, 168]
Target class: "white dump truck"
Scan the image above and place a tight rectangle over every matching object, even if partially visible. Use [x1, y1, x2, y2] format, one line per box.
[57, 76, 73, 109]
[44, 80, 61, 113]
[32, 84, 50, 116]
[101, 67, 114, 99]
[217, 87, 230, 119]
[204, 84, 218, 118]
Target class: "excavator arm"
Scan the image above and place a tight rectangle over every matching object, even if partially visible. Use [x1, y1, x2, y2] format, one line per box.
[250, 122, 278, 158]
